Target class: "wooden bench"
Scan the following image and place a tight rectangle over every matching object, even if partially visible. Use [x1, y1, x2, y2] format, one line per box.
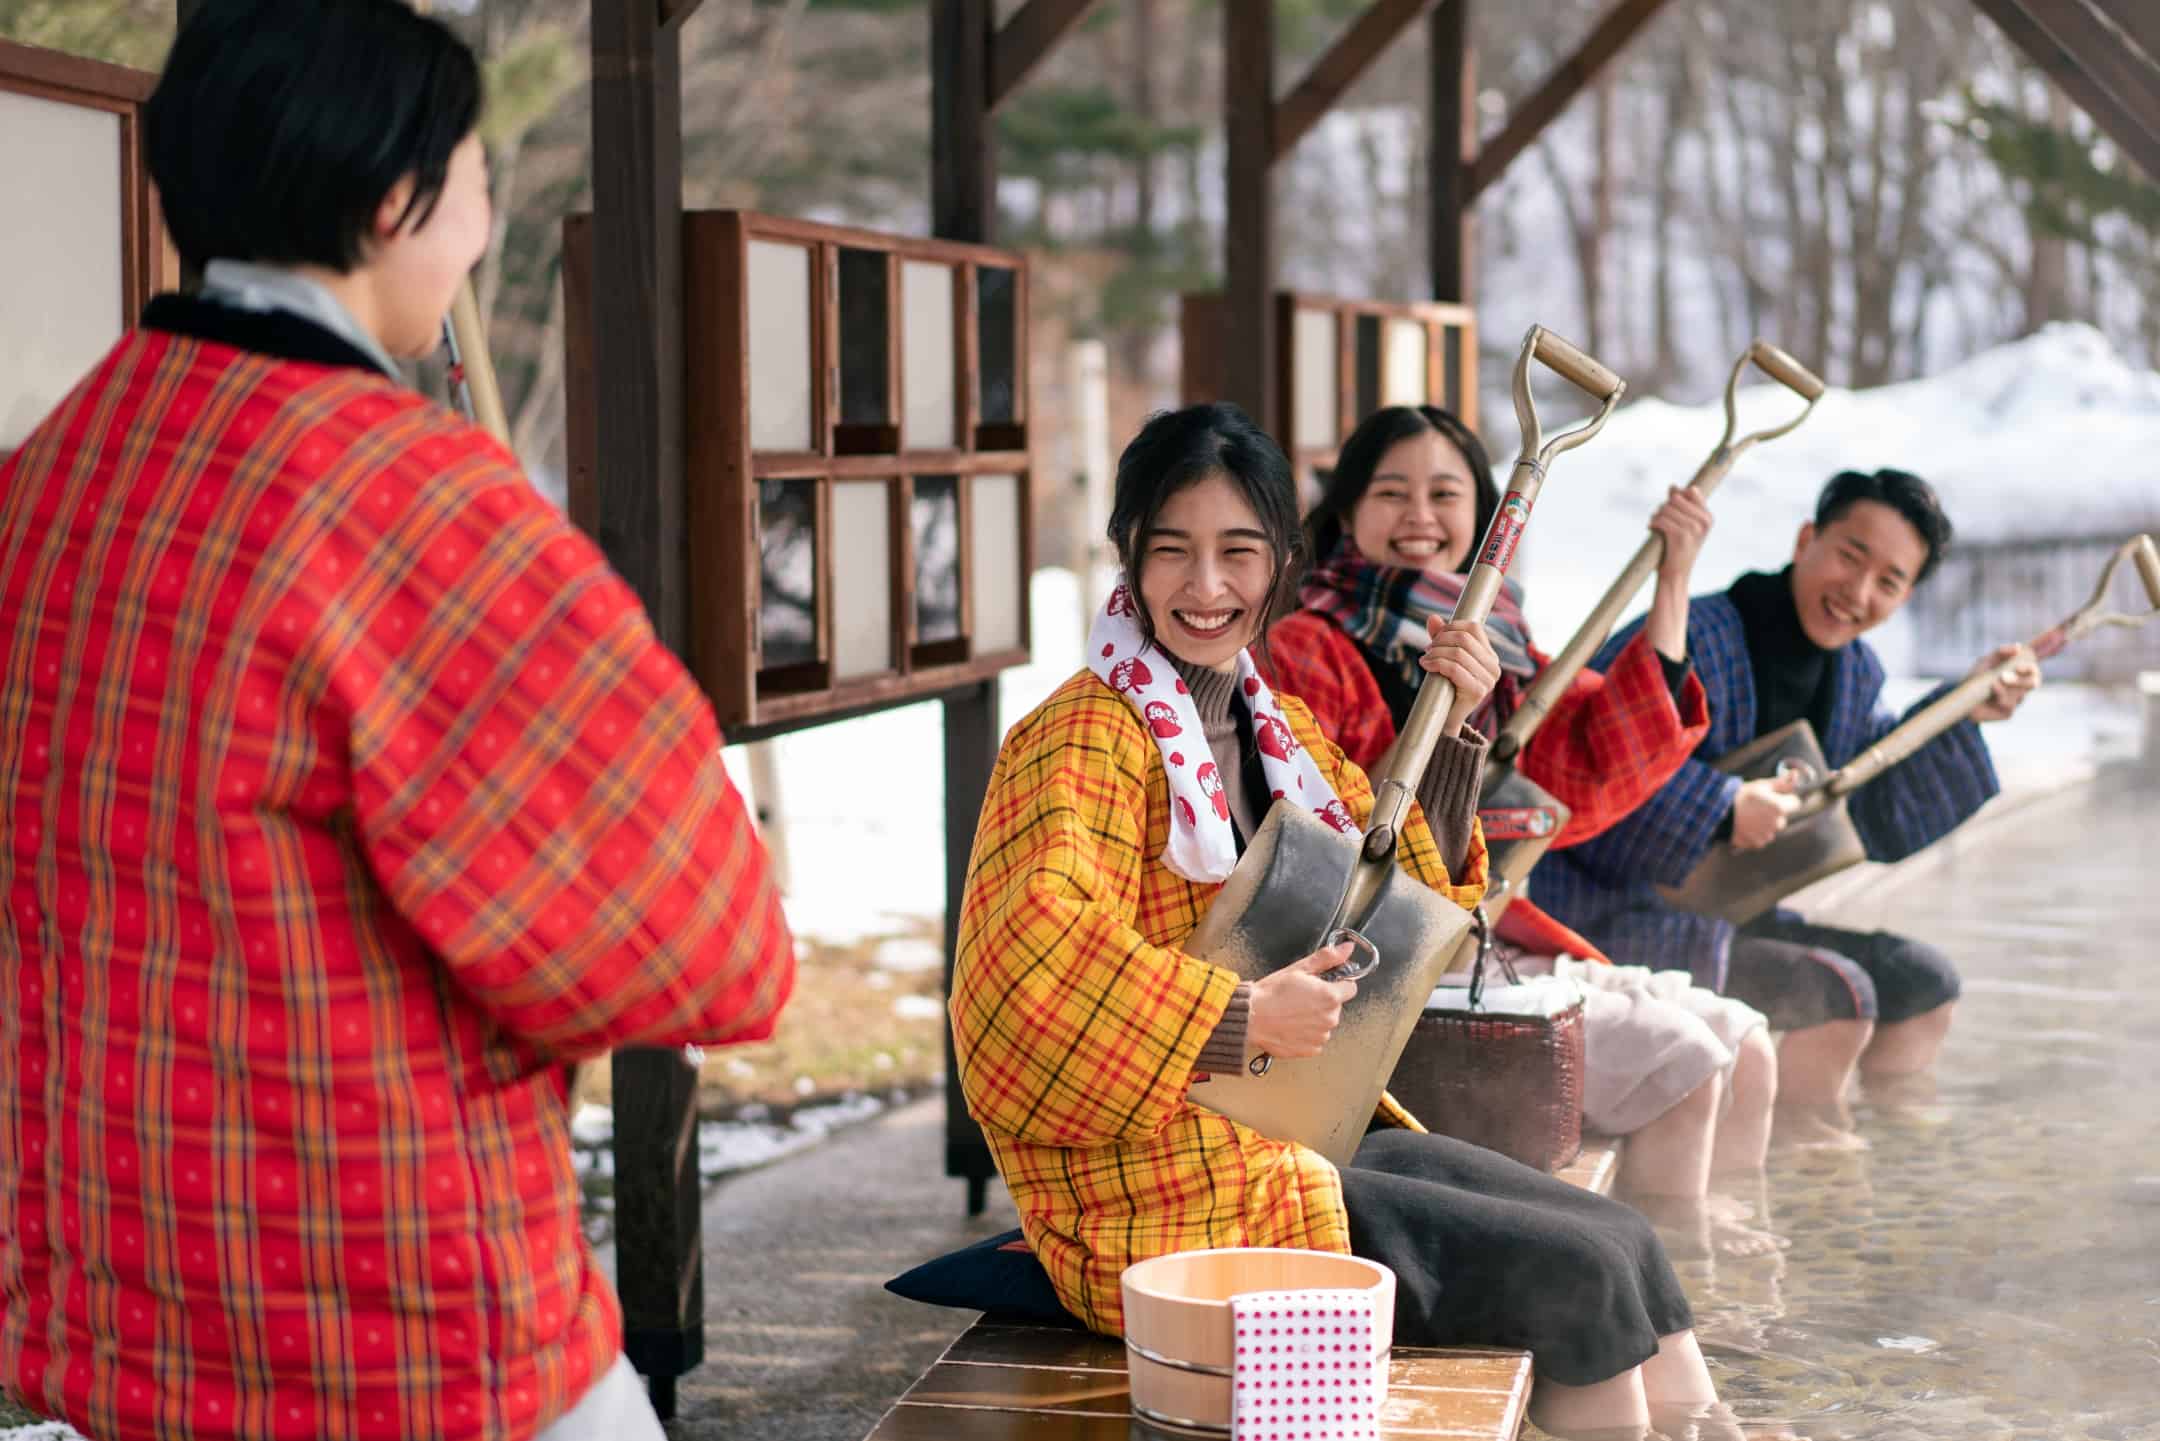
[866, 1135, 1622, 1440]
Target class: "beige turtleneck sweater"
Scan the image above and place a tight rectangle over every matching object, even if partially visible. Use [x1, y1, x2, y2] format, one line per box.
[1168, 655, 1487, 1074]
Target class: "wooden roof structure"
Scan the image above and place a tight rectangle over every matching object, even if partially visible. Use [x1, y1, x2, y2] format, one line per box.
[154, 0, 2160, 1422]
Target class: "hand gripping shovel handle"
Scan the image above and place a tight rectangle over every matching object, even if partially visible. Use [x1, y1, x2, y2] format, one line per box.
[1494, 341, 1825, 763]
[1812, 532, 2160, 807]
[1344, 328, 1624, 926]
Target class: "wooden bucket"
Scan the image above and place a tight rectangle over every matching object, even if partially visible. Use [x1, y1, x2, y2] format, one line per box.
[1120, 1248, 1395, 1435]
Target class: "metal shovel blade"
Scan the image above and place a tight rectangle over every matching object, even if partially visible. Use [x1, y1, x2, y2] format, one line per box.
[1183, 801, 1475, 1166]
[1657, 721, 1866, 925]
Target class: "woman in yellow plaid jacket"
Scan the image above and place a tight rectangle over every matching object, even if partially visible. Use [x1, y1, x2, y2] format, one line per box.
[952, 404, 1733, 1436]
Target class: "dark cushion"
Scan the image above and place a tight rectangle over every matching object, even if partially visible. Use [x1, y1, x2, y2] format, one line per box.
[884, 1227, 1081, 1326]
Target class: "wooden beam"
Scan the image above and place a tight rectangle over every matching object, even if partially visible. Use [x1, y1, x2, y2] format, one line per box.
[1223, 0, 1278, 429]
[2000, 0, 2160, 149]
[929, 0, 1006, 1216]
[1968, 0, 2160, 179]
[656, 0, 705, 26]
[2083, 0, 2160, 72]
[1274, 0, 1444, 162]
[990, 0, 1102, 111]
[933, 0, 997, 241]
[590, 0, 701, 1420]
[1428, 0, 1474, 301]
[1467, 0, 1672, 200]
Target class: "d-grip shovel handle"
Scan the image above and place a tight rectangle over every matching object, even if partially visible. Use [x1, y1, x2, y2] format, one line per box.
[1805, 532, 2160, 809]
[1494, 340, 1824, 763]
[1335, 327, 1624, 934]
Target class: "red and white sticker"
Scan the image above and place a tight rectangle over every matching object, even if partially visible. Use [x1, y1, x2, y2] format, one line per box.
[1478, 805, 1559, 841]
[1476, 491, 1534, 572]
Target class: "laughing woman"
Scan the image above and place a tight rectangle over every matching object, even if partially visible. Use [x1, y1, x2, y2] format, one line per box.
[1267, 404, 1781, 1235]
[951, 403, 1732, 1436]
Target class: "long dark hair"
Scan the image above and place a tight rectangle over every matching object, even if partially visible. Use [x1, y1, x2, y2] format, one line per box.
[1303, 405, 1499, 574]
[1108, 402, 1303, 668]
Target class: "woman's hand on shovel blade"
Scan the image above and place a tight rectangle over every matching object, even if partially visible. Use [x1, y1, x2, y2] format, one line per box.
[1420, 617, 1502, 736]
[1248, 943, 1359, 1062]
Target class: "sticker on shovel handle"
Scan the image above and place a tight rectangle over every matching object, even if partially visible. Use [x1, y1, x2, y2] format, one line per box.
[1478, 805, 1560, 841]
[1478, 492, 1534, 572]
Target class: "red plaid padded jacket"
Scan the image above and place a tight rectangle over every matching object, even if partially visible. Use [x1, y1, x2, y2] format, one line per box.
[0, 305, 794, 1440]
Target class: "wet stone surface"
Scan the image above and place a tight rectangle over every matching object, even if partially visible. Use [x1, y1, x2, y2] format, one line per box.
[1637, 778, 2160, 1440]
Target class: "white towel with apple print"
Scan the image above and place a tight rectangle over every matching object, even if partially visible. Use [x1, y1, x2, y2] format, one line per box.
[1088, 577, 1356, 885]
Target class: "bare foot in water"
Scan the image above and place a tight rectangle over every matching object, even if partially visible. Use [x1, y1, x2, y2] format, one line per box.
[1712, 1219, 1788, 1258]
[1615, 1191, 1786, 1268]
[1649, 1400, 1806, 1440]
[1770, 1105, 1869, 1152]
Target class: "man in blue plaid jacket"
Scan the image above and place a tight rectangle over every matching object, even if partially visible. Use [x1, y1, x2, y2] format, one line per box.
[1537, 470, 2040, 1145]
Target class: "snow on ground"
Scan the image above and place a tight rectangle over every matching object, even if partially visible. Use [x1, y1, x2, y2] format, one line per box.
[745, 325, 2160, 949]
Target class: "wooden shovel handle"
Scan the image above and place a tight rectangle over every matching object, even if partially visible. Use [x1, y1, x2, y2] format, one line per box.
[1746, 341, 1826, 401]
[1530, 328, 1624, 401]
[1494, 340, 1824, 762]
[2135, 534, 2160, 608]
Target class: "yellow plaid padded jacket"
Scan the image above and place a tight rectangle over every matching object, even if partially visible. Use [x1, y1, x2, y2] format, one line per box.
[952, 668, 1487, 1335]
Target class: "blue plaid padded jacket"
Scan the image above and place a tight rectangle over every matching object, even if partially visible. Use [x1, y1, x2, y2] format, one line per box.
[1534, 589, 2000, 989]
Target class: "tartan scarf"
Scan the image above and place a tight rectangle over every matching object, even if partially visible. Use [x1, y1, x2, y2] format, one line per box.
[1298, 541, 1539, 739]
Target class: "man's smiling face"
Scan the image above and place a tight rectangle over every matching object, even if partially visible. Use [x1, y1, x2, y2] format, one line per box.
[1788, 498, 1931, 650]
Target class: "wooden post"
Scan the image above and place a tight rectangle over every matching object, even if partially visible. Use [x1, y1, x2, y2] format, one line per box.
[589, 0, 700, 1419]
[1222, 0, 1277, 430]
[931, 0, 1007, 1214]
[1069, 338, 1113, 619]
[1428, 0, 1474, 302]
[933, 0, 997, 245]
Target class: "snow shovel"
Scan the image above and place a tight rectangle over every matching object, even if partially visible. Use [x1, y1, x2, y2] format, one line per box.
[1662, 532, 2160, 925]
[1475, 341, 1825, 926]
[1183, 327, 1626, 1166]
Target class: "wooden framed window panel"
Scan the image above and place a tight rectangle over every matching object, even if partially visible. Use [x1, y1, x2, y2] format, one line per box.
[0, 39, 168, 462]
[1177, 290, 1478, 502]
[566, 210, 1033, 733]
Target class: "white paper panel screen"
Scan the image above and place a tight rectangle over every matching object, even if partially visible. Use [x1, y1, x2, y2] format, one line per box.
[1291, 308, 1337, 450]
[1383, 318, 1428, 407]
[830, 482, 893, 678]
[0, 91, 124, 452]
[746, 240, 815, 451]
[970, 473, 1024, 654]
[901, 261, 956, 450]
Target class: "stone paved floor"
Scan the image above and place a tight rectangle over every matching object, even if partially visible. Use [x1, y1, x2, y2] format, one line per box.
[661, 1097, 1016, 1441]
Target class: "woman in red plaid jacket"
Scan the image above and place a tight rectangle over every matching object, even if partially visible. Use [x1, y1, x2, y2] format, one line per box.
[1267, 405, 1779, 1245]
[0, 4, 793, 1438]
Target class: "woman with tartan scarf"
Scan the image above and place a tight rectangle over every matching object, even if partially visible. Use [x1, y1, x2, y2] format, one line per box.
[1267, 405, 1782, 1255]
[953, 403, 1740, 1438]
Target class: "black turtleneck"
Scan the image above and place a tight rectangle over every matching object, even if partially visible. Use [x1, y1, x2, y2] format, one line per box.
[1727, 567, 1838, 743]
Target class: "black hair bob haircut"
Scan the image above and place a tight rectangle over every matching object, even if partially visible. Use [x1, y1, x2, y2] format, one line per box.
[146, 0, 483, 276]
[1304, 404, 1499, 574]
[1812, 468, 1954, 584]
[1107, 402, 1303, 666]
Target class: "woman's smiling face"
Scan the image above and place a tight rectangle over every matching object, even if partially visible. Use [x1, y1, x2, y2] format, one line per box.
[1136, 472, 1277, 671]
[1347, 428, 1482, 574]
